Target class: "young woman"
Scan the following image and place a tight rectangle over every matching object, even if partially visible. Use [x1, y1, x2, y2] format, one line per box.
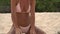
[8, 0, 45, 34]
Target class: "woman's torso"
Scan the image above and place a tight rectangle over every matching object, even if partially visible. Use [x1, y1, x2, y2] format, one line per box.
[16, 0, 31, 27]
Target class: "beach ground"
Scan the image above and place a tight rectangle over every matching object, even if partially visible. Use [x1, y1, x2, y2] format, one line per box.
[0, 12, 60, 34]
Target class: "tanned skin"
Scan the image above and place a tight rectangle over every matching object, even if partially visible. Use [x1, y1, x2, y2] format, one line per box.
[7, 0, 46, 34]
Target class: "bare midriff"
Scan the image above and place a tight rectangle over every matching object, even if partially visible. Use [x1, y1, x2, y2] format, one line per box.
[15, 0, 31, 27]
[16, 13, 31, 27]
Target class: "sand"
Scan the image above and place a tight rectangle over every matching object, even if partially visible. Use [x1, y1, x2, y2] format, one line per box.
[0, 12, 60, 34]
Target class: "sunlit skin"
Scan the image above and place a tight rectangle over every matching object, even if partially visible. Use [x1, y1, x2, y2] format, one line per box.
[11, 0, 36, 34]
[7, 0, 45, 34]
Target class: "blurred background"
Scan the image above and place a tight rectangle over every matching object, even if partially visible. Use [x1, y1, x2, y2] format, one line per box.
[0, 0, 60, 34]
[0, 0, 60, 13]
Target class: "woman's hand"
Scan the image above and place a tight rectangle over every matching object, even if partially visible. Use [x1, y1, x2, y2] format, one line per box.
[15, 28, 22, 34]
[30, 28, 36, 34]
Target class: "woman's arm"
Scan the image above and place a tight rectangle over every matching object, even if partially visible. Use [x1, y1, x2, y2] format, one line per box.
[11, 0, 18, 12]
[30, 0, 36, 34]
[30, 0, 36, 28]
[11, 0, 19, 28]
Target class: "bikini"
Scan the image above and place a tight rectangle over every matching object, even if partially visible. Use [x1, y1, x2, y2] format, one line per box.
[16, 3, 31, 33]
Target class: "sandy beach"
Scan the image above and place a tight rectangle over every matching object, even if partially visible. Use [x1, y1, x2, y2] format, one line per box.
[0, 12, 60, 34]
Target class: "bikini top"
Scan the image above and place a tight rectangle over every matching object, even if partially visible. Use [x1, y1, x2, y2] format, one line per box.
[16, 3, 31, 13]
[16, 3, 31, 16]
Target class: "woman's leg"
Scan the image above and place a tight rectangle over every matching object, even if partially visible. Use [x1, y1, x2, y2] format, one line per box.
[26, 27, 46, 34]
[7, 25, 15, 34]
